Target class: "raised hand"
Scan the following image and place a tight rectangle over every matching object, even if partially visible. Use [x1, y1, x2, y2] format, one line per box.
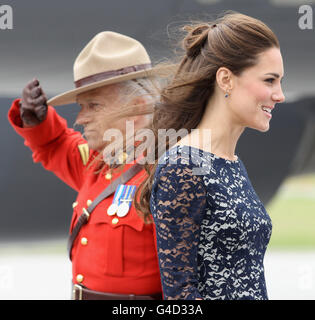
[20, 79, 48, 127]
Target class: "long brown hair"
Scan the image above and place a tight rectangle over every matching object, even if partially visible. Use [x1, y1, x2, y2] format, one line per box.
[130, 12, 281, 223]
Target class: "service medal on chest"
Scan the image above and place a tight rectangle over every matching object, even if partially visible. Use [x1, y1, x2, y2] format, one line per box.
[107, 203, 118, 216]
[117, 202, 130, 217]
[107, 184, 125, 217]
[108, 184, 136, 218]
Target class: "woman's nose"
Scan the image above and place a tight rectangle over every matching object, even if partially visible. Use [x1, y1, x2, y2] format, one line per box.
[272, 87, 285, 103]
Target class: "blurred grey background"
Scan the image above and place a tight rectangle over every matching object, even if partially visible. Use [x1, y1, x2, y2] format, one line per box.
[1, 0, 315, 240]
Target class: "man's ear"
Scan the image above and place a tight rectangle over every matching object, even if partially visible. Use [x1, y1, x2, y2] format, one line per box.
[130, 96, 152, 127]
[131, 96, 150, 115]
[132, 96, 146, 106]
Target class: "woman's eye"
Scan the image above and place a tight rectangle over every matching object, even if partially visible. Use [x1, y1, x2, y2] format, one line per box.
[265, 78, 275, 84]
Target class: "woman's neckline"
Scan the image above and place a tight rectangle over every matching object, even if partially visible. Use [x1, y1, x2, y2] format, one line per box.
[169, 144, 240, 164]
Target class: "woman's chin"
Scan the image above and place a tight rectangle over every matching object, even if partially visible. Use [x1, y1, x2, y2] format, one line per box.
[248, 122, 270, 133]
[259, 122, 270, 133]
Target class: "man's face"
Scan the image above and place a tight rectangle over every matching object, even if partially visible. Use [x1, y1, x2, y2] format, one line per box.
[75, 84, 150, 152]
[76, 85, 121, 152]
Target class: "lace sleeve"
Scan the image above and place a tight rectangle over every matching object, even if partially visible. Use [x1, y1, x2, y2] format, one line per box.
[151, 159, 207, 300]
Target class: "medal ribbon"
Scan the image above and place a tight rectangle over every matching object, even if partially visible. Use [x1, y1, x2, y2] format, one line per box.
[120, 185, 136, 205]
[113, 184, 125, 205]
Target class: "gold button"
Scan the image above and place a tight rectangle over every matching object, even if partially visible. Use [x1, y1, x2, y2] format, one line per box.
[119, 152, 128, 163]
[76, 274, 84, 283]
[86, 199, 92, 207]
[112, 217, 119, 225]
[105, 172, 112, 180]
[72, 201, 78, 209]
[81, 237, 88, 246]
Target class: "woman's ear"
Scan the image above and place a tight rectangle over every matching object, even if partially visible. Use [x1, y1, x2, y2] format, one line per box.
[216, 67, 234, 94]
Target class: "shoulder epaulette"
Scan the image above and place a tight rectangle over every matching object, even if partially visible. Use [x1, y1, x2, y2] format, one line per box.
[78, 143, 89, 166]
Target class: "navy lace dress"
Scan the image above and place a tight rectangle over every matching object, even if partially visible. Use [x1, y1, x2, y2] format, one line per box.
[150, 145, 272, 300]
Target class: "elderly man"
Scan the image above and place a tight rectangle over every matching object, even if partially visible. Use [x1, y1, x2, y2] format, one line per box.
[8, 31, 162, 300]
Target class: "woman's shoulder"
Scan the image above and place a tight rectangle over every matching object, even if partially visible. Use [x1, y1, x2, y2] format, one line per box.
[156, 144, 212, 176]
[151, 145, 208, 216]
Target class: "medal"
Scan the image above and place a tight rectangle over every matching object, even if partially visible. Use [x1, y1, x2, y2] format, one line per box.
[107, 184, 124, 216]
[116, 185, 136, 218]
[117, 202, 130, 217]
[108, 184, 136, 218]
[107, 203, 118, 216]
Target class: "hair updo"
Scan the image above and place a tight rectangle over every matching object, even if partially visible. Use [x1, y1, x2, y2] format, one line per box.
[183, 24, 210, 58]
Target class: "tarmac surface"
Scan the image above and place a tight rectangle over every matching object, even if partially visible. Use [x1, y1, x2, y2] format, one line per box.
[0, 239, 314, 300]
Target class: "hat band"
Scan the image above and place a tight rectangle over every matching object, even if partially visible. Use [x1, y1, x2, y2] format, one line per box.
[74, 63, 152, 88]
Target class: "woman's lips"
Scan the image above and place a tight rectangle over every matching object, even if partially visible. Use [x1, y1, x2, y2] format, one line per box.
[261, 105, 274, 119]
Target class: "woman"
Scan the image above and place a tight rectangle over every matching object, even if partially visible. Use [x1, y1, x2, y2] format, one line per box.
[134, 12, 285, 300]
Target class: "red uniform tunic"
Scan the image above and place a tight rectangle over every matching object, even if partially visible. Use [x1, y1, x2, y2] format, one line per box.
[8, 99, 162, 295]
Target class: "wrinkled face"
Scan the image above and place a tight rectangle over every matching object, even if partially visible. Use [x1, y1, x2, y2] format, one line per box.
[76, 85, 121, 152]
[76, 84, 150, 152]
[229, 47, 285, 132]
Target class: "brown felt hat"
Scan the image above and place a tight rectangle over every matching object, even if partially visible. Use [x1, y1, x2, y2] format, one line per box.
[47, 31, 155, 106]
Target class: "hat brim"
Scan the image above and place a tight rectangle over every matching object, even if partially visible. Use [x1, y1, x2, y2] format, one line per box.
[47, 68, 156, 106]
